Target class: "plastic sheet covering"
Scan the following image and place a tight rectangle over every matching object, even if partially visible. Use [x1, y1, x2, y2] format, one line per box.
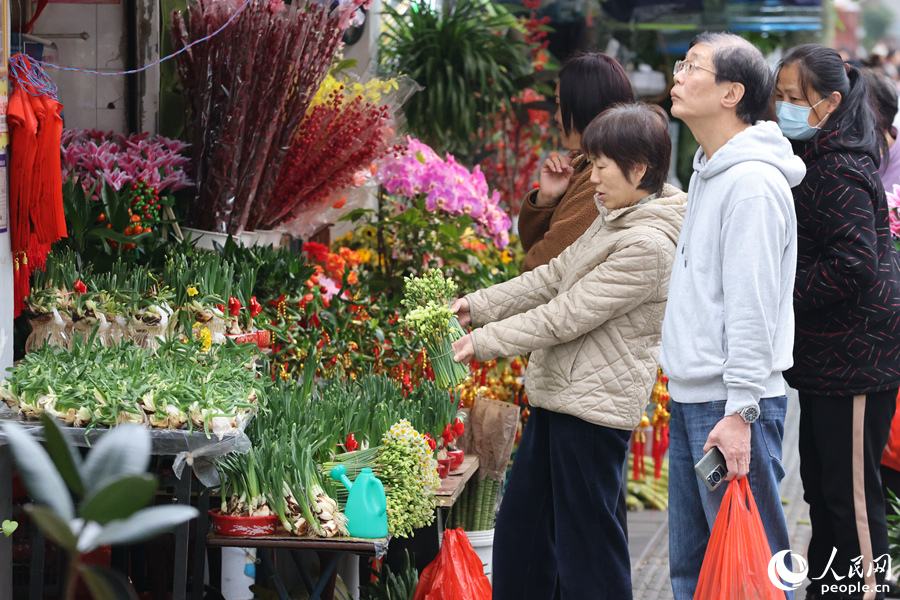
[0, 406, 250, 486]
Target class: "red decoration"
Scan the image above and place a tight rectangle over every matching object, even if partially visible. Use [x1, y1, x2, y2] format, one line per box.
[8, 55, 66, 316]
[453, 418, 465, 437]
[73, 280, 86, 295]
[249, 296, 263, 317]
[345, 433, 358, 452]
[228, 297, 242, 317]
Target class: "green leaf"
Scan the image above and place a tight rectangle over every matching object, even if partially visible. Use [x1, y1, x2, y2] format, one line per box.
[79, 425, 151, 495]
[2, 519, 17, 537]
[79, 474, 157, 524]
[24, 506, 77, 552]
[88, 505, 198, 550]
[80, 565, 140, 600]
[40, 414, 85, 496]
[1, 422, 75, 521]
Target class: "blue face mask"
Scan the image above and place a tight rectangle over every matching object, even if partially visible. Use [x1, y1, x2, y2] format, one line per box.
[776, 98, 828, 140]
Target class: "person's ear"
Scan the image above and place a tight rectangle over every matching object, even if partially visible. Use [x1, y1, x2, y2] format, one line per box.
[630, 163, 648, 185]
[721, 81, 746, 111]
[824, 90, 842, 115]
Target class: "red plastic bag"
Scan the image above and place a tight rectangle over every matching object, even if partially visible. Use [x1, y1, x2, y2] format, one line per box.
[413, 528, 491, 600]
[694, 477, 783, 600]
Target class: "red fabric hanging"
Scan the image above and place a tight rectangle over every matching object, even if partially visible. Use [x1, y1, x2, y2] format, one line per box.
[8, 55, 65, 316]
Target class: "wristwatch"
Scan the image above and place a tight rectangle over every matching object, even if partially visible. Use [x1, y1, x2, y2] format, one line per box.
[736, 405, 760, 424]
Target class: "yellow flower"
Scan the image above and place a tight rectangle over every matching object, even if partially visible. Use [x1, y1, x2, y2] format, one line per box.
[357, 248, 372, 263]
[500, 250, 512, 264]
[361, 225, 377, 240]
[198, 327, 212, 353]
[187, 285, 198, 297]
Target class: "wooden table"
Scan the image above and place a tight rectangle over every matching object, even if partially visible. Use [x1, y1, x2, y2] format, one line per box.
[436, 455, 480, 508]
[206, 531, 389, 600]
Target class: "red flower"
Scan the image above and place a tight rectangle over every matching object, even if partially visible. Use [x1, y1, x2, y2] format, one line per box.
[424, 434, 437, 451]
[249, 296, 263, 317]
[73, 280, 87, 295]
[442, 423, 455, 446]
[303, 242, 329, 263]
[217, 304, 225, 313]
[228, 297, 242, 317]
[346, 433, 359, 452]
[453, 418, 465, 437]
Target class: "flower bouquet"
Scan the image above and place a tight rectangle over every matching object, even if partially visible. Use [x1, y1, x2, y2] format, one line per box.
[401, 269, 469, 389]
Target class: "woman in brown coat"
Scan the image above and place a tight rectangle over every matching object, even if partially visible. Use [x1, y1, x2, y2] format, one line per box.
[519, 53, 635, 271]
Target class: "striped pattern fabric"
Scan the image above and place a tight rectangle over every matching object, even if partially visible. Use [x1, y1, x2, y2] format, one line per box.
[785, 131, 900, 396]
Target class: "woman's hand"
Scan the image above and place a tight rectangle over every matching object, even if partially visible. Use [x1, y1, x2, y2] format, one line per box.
[452, 334, 475, 364]
[535, 152, 575, 207]
[451, 297, 470, 328]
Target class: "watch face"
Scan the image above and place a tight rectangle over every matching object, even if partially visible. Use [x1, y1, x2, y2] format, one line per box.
[741, 406, 760, 423]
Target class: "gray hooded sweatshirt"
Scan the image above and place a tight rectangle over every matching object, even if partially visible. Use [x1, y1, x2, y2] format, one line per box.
[659, 121, 806, 416]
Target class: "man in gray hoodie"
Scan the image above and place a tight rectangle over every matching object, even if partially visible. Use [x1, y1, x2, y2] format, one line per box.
[660, 32, 807, 599]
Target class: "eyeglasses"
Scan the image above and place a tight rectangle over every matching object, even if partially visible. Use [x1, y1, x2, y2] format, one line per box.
[673, 60, 718, 77]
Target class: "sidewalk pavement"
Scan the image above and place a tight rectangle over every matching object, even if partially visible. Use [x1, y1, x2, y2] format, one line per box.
[627, 388, 812, 599]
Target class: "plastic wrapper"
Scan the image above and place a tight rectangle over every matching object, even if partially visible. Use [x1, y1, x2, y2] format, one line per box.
[257, 74, 418, 232]
[0, 405, 250, 486]
[413, 528, 491, 600]
[456, 395, 519, 482]
[24, 310, 69, 352]
[693, 477, 783, 600]
[282, 180, 374, 241]
[172, 0, 360, 235]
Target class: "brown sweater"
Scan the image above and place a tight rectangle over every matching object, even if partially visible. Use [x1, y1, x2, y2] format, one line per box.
[518, 154, 599, 272]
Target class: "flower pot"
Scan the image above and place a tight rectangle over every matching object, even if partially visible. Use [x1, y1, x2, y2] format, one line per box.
[209, 509, 278, 537]
[437, 458, 452, 479]
[252, 229, 284, 248]
[225, 329, 271, 350]
[448, 449, 464, 471]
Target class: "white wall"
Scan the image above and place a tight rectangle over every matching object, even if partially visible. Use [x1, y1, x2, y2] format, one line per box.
[30, 4, 127, 133]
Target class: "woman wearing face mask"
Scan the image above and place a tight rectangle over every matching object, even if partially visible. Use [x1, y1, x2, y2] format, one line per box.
[775, 44, 900, 600]
[518, 53, 634, 272]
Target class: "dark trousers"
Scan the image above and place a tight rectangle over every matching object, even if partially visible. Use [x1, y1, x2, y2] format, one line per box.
[799, 390, 897, 600]
[491, 407, 632, 600]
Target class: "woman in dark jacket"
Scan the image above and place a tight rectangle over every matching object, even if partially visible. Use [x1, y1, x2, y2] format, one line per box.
[776, 44, 900, 599]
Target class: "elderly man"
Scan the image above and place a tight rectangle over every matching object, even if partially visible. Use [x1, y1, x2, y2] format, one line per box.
[660, 32, 806, 600]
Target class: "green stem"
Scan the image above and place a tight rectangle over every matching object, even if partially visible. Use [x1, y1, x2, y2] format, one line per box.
[64, 555, 81, 600]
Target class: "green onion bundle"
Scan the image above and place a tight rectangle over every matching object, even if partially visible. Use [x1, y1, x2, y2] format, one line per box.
[401, 269, 468, 389]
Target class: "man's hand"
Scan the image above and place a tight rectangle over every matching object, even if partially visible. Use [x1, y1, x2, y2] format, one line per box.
[450, 297, 471, 328]
[704, 414, 752, 480]
[452, 334, 475, 364]
[535, 152, 575, 207]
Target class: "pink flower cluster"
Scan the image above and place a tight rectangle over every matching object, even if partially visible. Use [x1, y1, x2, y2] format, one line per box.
[887, 184, 900, 247]
[61, 129, 192, 195]
[376, 137, 511, 248]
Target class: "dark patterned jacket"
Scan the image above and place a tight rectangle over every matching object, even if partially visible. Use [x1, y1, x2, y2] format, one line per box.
[785, 130, 900, 396]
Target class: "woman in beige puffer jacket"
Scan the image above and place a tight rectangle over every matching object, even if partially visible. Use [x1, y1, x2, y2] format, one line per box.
[451, 104, 686, 600]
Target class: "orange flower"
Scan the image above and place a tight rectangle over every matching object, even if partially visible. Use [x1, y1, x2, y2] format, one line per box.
[325, 253, 347, 278]
[347, 271, 359, 285]
[339, 247, 360, 267]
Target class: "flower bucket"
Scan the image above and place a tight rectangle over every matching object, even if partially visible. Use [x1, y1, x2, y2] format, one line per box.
[209, 509, 278, 537]
[448, 449, 465, 471]
[251, 229, 284, 248]
[182, 227, 258, 250]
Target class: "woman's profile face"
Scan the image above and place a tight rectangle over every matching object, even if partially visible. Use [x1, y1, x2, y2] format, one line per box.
[554, 82, 582, 152]
[589, 154, 646, 210]
[775, 63, 839, 128]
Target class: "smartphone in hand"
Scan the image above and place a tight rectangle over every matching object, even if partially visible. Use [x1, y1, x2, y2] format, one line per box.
[694, 447, 728, 492]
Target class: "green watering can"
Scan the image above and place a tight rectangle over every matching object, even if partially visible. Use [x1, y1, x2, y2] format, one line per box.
[329, 465, 389, 539]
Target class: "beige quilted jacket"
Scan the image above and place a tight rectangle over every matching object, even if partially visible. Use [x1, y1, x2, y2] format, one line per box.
[467, 184, 687, 430]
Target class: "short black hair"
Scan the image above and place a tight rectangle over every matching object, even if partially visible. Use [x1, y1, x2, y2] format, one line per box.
[581, 103, 671, 196]
[690, 32, 773, 125]
[558, 53, 634, 137]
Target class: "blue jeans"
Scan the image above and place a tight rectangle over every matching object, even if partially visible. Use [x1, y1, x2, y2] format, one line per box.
[668, 396, 792, 600]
